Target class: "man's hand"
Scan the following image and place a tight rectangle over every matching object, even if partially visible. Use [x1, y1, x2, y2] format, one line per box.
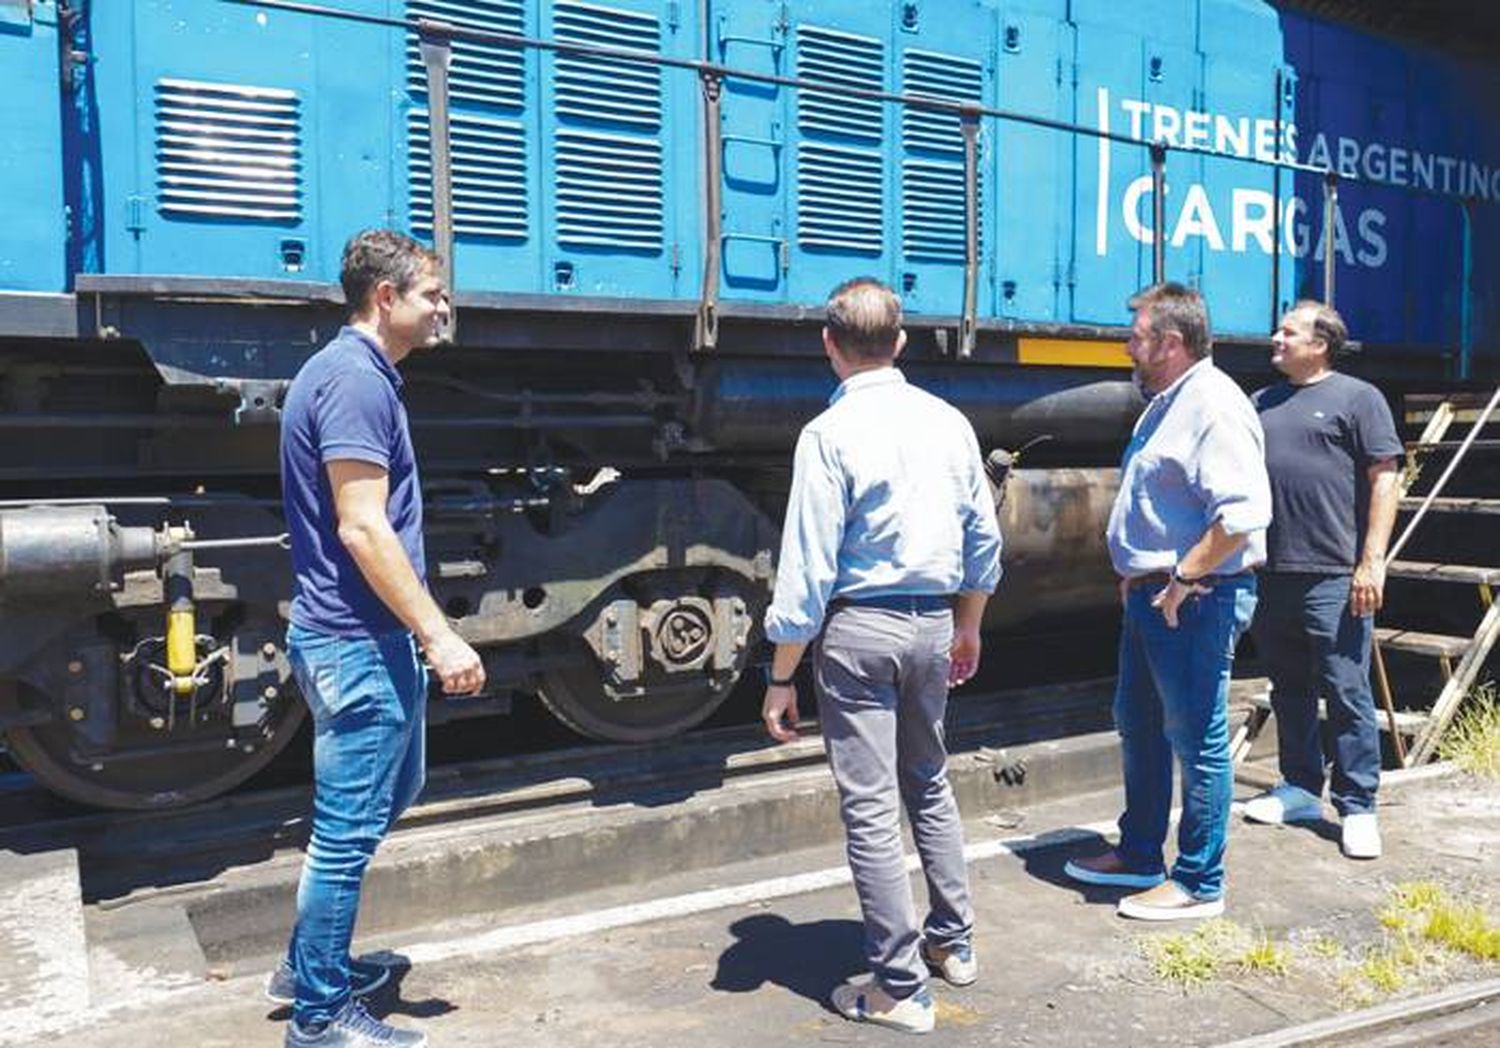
[1151, 578, 1209, 628]
[762, 684, 800, 743]
[1350, 558, 1386, 617]
[949, 623, 981, 687]
[423, 627, 485, 695]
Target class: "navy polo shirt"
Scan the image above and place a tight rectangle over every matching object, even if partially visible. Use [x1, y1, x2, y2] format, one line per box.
[280, 326, 426, 636]
[1253, 372, 1403, 574]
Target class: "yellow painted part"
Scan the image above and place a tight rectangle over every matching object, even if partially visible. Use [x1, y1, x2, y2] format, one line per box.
[1016, 338, 1131, 368]
[167, 608, 197, 694]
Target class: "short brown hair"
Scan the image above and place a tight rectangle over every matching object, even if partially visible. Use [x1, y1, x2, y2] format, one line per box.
[825, 277, 903, 360]
[340, 229, 441, 317]
[1128, 281, 1212, 359]
[1289, 299, 1348, 357]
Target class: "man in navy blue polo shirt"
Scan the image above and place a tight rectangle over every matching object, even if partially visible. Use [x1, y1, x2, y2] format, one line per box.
[1245, 302, 1402, 861]
[273, 229, 484, 1048]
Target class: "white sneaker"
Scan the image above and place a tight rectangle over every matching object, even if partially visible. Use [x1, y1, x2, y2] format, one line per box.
[1341, 812, 1382, 859]
[921, 939, 977, 987]
[1243, 783, 1323, 825]
[831, 980, 935, 1034]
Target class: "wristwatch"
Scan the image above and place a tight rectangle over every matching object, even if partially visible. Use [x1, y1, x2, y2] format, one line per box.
[1172, 567, 1201, 586]
[764, 666, 796, 687]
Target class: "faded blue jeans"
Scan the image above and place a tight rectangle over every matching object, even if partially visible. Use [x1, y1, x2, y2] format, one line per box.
[285, 623, 427, 1029]
[1113, 576, 1257, 900]
[1253, 573, 1380, 816]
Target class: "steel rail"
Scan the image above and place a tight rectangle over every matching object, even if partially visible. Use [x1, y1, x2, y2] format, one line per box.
[1, 677, 1122, 899]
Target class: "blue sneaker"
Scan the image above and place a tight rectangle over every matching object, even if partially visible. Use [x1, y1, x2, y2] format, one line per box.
[265, 957, 391, 1006]
[1243, 783, 1323, 825]
[284, 998, 425, 1047]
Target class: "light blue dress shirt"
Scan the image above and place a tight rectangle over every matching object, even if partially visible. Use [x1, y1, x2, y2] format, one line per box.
[1105, 358, 1271, 577]
[764, 368, 1003, 644]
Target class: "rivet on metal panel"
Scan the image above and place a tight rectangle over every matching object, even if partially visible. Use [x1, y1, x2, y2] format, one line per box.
[1149, 56, 1164, 83]
[900, 3, 919, 32]
[1003, 25, 1021, 53]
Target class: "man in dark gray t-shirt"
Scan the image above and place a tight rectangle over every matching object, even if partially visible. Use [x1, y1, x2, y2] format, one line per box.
[1246, 301, 1403, 861]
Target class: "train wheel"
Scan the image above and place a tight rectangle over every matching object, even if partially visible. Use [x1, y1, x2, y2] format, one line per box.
[4, 609, 308, 810]
[538, 652, 738, 742]
[4, 692, 306, 810]
[537, 573, 760, 742]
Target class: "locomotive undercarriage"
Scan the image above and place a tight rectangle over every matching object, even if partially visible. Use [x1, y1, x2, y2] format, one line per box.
[0, 294, 1140, 809]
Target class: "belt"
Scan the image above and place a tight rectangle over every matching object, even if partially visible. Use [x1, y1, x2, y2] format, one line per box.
[830, 593, 954, 613]
[1126, 570, 1252, 591]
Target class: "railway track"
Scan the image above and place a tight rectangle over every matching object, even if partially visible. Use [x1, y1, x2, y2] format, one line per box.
[0, 676, 1128, 904]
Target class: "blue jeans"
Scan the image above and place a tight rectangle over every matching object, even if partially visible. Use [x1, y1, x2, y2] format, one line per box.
[1113, 576, 1257, 899]
[285, 623, 428, 1028]
[1253, 573, 1379, 816]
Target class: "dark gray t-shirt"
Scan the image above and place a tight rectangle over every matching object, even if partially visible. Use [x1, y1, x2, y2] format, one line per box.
[1252, 372, 1403, 574]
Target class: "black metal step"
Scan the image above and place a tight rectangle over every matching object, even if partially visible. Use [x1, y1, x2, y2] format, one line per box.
[1374, 628, 1471, 659]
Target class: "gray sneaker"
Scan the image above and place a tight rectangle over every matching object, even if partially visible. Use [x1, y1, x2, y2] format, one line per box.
[284, 998, 426, 1047]
[266, 958, 392, 1006]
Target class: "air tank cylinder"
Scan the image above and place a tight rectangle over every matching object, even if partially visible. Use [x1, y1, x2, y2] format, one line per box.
[0, 506, 160, 600]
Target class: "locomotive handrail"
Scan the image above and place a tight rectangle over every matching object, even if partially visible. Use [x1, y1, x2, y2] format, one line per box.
[222, 0, 1493, 201]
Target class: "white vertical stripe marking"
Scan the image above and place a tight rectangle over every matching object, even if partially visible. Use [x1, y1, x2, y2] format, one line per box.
[1096, 86, 1112, 257]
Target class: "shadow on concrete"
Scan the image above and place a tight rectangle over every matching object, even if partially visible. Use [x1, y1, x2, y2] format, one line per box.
[1240, 813, 1341, 846]
[711, 913, 865, 1013]
[260, 952, 456, 1029]
[1012, 828, 1144, 907]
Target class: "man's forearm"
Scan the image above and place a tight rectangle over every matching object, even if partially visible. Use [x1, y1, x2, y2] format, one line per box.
[339, 518, 450, 645]
[954, 591, 988, 632]
[770, 641, 809, 682]
[1177, 519, 1250, 579]
[1361, 464, 1400, 566]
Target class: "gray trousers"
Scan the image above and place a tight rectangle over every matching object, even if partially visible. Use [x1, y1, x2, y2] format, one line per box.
[814, 604, 974, 999]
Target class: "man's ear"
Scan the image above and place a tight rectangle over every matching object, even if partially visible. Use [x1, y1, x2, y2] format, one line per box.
[372, 279, 398, 316]
[892, 329, 907, 360]
[822, 326, 839, 364]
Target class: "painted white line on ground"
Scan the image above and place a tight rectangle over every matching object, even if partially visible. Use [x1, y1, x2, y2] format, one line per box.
[401, 816, 1125, 965]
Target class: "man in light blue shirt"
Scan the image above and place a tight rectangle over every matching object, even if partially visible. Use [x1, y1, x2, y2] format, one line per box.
[1065, 282, 1270, 921]
[761, 278, 1001, 1034]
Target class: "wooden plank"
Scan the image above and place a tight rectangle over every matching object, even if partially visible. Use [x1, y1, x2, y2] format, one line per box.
[1386, 561, 1500, 586]
[1375, 628, 1472, 659]
[1397, 496, 1500, 515]
[1247, 693, 1429, 734]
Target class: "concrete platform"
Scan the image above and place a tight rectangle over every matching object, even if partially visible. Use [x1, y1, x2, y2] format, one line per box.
[0, 849, 88, 1043]
[10, 764, 1498, 1047]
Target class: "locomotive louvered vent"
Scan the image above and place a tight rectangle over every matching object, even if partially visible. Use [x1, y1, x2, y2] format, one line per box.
[795, 26, 883, 254]
[405, 0, 525, 109]
[406, 0, 528, 240]
[796, 26, 882, 140]
[154, 78, 301, 221]
[902, 50, 983, 262]
[553, 0, 663, 251]
[409, 112, 528, 239]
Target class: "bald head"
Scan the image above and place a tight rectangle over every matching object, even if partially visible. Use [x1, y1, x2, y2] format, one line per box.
[825, 278, 903, 361]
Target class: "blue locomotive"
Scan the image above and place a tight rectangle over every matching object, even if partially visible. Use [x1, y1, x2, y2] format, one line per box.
[0, 0, 1495, 807]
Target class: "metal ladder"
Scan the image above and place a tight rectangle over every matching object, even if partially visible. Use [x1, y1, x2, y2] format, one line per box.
[1376, 386, 1500, 765]
[1234, 384, 1500, 767]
